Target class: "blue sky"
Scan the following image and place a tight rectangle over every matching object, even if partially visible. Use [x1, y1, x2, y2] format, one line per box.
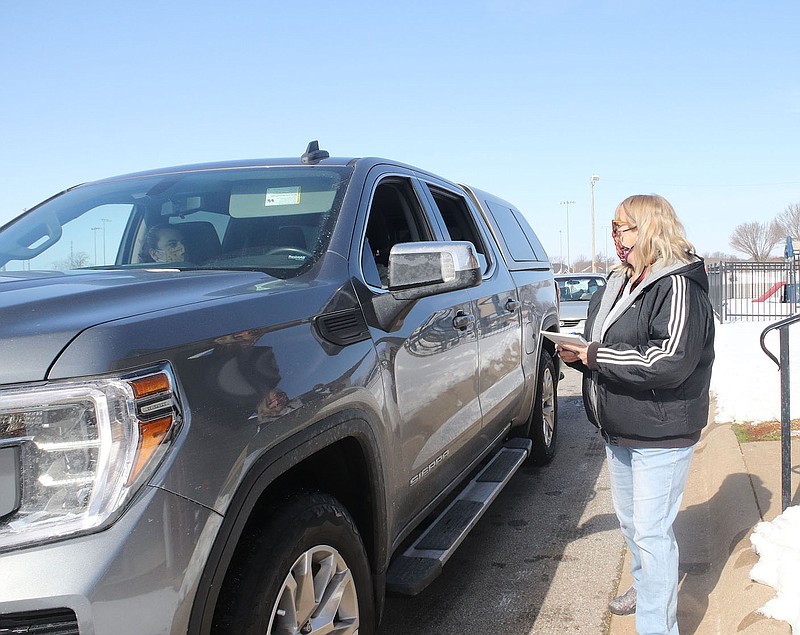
[1, 1, 798, 262]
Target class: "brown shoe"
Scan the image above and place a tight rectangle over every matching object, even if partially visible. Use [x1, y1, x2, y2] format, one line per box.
[608, 586, 636, 615]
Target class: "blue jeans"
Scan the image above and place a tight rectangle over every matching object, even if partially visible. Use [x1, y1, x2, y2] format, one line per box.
[605, 443, 695, 635]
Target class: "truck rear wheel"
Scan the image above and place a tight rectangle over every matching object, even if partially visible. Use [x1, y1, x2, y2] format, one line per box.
[528, 349, 558, 465]
[212, 491, 375, 635]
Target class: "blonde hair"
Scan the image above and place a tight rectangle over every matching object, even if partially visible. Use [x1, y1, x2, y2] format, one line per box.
[613, 194, 695, 278]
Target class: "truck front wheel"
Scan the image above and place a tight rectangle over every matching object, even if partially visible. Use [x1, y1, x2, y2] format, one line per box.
[212, 491, 375, 635]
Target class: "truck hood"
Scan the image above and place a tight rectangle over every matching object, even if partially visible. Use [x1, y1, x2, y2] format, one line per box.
[0, 269, 282, 384]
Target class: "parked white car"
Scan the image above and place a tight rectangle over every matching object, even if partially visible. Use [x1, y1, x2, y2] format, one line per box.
[555, 273, 607, 335]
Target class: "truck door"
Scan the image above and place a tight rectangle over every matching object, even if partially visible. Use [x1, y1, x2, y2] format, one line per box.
[422, 183, 526, 441]
[355, 171, 485, 530]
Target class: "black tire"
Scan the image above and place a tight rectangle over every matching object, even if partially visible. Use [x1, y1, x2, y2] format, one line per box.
[528, 349, 558, 465]
[212, 491, 375, 635]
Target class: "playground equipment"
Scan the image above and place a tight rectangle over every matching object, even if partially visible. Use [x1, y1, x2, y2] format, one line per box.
[752, 238, 799, 303]
[753, 281, 786, 302]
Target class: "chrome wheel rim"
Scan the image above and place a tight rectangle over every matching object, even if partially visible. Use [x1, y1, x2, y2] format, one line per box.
[267, 544, 360, 635]
[540, 366, 555, 446]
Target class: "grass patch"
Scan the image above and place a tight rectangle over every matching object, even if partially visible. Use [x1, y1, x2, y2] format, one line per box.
[731, 420, 800, 442]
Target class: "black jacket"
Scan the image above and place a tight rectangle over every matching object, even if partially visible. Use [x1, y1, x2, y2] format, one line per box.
[578, 257, 715, 443]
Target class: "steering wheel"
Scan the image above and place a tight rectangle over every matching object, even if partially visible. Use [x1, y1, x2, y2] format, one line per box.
[265, 246, 313, 258]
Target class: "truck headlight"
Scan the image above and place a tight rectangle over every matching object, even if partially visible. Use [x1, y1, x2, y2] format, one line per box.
[0, 365, 181, 552]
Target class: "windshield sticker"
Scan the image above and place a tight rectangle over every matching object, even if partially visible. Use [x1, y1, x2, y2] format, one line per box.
[265, 187, 301, 206]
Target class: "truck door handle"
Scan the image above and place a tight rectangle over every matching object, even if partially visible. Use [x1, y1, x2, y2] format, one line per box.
[505, 298, 520, 312]
[453, 311, 475, 331]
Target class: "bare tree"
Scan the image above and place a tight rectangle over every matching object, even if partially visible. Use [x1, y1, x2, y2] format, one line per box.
[729, 221, 781, 260]
[53, 251, 90, 270]
[596, 253, 616, 274]
[775, 202, 800, 241]
[701, 250, 738, 262]
[571, 254, 592, 273]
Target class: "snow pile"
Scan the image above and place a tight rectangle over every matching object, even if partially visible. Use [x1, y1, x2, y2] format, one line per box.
[713, 319, 800, 631]
[750, 505, 800, 633]
[711, 319, 800, 423]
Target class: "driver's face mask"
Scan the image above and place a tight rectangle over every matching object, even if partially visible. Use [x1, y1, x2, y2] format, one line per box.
[151, 235, 185, 263]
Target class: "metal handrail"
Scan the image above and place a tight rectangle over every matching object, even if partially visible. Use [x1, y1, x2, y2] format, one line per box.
[760, 312, 800, 510]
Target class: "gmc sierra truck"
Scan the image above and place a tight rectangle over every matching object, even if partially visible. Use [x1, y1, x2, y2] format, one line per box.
[0, 142, 560, 634]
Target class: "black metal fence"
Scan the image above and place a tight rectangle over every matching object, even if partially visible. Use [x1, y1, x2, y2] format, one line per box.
[707, 260, 800, 322]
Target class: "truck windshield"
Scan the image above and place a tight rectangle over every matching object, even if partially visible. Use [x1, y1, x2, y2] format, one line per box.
[0, 166, 352, 278]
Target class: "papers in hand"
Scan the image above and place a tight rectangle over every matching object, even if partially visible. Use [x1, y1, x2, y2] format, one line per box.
[542, 331, 588, 347]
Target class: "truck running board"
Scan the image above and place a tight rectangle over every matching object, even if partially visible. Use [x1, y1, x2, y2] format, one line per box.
[386, 437, 532, 596]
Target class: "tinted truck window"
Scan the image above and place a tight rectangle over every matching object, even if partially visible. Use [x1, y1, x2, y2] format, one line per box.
[427, 186, 491, 273]
[486, 201, 546, 262]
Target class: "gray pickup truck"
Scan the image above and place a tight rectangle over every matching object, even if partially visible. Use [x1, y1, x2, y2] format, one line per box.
[0, 142, 559, 634]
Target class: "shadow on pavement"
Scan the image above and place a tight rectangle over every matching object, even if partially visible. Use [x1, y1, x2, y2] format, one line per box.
[674, 473, 771, 634]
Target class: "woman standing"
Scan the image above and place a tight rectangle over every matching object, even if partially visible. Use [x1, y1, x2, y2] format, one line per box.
[558, 194, 714, 635]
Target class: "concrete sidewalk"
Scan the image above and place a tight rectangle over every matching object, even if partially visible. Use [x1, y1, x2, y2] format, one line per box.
[608, 423, 799, 635]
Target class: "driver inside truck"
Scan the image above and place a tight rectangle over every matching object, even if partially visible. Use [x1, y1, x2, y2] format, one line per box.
[140, 224, 186, 263]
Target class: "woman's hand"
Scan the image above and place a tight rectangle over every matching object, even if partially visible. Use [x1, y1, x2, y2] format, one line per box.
[557, 342, 589, 365]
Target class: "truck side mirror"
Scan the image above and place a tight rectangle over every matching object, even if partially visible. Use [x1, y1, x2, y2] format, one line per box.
[371, 241, 482, 330]
[388, 241, 481, 299]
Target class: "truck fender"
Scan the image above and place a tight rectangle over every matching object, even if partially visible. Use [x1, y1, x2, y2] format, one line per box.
[188, 408, 389, 634]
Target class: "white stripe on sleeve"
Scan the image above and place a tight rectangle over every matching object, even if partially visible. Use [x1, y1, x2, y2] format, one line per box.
[595, 276, 687, 368]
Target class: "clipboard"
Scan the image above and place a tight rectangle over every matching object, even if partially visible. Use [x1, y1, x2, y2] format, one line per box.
[542, 331, 588, 346]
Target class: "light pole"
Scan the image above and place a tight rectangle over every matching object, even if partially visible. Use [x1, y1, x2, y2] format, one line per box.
[560, 200, 575, 272]
[590, 175, 600, 272]
[100, 218, 111, 264]
[91, 227, 101, 265]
